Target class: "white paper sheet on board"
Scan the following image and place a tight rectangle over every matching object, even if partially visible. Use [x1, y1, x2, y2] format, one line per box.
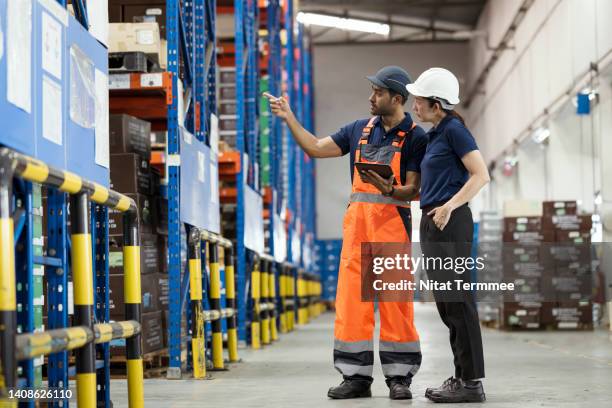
[210, 113, 219, 154]
[95, 69, 110, 168]
[0, 13, 5, 61]
[42, 76, 62, 145]
[210, 161, 219, 204]
[197, 151, 205, 183]
[42, 11, 62, 80]
[7, 0, 32, 113]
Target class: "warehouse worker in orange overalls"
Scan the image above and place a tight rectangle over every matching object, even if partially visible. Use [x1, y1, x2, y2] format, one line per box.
[264, 66, 426, 400]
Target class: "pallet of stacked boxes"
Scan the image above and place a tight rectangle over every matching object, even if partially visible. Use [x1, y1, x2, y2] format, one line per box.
[500, 214, 554, 330]
[540, 201, 593, 330]
[108, 114, 170, 356]
[219, 67, 238, 148]
[476, 212, 503, 325]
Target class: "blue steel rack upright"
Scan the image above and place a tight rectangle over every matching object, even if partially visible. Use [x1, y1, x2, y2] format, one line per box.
[166, 0, 221, 378]
[234, 0, 261, 343]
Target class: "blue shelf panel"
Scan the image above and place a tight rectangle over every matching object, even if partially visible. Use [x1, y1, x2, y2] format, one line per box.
[179, 128, 220, 233]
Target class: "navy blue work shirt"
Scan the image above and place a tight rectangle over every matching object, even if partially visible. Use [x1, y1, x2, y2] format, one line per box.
[330, 113, 427, 185]
[419, 115, 479, 208]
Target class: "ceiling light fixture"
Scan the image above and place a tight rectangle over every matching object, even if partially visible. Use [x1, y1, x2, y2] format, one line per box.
[296, 12, 390, 36]
[531, 127, 550, 144]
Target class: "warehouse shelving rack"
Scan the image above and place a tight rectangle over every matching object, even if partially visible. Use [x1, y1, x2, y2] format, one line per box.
[0, 0, 121, 407]
[107, 0, 231, 381]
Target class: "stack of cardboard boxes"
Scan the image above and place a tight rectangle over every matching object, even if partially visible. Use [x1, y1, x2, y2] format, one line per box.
[476, 212, 503, 323]
[108, 113, 169, 355]
[218, 67, 238, 148]
[500, 200, 592, 330]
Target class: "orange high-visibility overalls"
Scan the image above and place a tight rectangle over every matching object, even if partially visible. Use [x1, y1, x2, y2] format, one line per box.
[333, 117, 422, 380]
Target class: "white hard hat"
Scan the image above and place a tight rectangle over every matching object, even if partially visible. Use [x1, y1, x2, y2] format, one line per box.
[405, 67, 460, 109]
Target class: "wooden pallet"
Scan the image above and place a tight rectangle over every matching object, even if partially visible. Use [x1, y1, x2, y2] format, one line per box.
[110, 348, 169, 378]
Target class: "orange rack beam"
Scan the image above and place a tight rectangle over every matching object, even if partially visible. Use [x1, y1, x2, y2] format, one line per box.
[109, 72, 173, 131]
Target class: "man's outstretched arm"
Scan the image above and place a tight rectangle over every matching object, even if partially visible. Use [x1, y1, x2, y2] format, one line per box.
[263, 92, 342, 158]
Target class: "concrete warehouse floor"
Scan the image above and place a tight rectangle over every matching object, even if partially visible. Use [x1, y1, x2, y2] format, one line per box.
[110, 304, 612, 407]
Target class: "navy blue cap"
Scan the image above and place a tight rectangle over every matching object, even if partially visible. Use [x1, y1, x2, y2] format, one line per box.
[366, 66, 412, 98]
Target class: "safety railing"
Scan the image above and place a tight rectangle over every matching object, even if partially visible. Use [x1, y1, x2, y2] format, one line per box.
[0, 147, 144, 408]
[188, 229, 239, 378]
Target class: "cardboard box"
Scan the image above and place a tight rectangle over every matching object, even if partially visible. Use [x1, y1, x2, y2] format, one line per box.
[219, 68, 236, 84]
[219, 85, 237, 100]
[157, 235, 168, 273]
[541, 301, 592, 329]
[542, 214, 592, 232]
[109, 273, 161, 317]
[503, 217, 543, 233]
[108, 22, 162, 62]
[500, 302, 542, 329]
[543, 201, 577, 217]
[111, 310, 164, 355]
[108, 193, 154, 235]
[110, 114, 151, 159]
[502, 230, 555, 243]
[503, 200, 542, 217]
[109, 233, 160, 275]
[555, 230, 591, 243]
[110, 153, 151, 195]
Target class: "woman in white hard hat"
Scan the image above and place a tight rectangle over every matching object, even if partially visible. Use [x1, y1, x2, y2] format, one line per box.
[406, 68, 490, 403]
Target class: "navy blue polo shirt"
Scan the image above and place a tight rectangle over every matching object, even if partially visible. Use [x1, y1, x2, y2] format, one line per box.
[420, 115, 479, 208]
[330, 113, 427, 185]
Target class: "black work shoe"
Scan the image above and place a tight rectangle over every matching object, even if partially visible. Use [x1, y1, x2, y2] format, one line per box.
[386, 377, 413, 400]
[327, 379, 372, 399]
[426, 378, 486, 403]
[425, 376, 459, 397]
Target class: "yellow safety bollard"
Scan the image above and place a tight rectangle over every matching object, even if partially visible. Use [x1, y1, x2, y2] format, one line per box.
[188, 229, 206, 378]
[251, 258, 261, 349]
[70, 192, 97, 408]
[224, 245, 240, 362]
[123, 208, 144, 408]
[260, 259, 271, 345]
[269, 262, 278, 341]
[279, 266, 287, 334]
[0, 155, 17, 408]
[209, 242, 225, 369]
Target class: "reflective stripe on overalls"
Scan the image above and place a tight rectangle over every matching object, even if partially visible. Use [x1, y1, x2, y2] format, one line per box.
[333, 117, 422, 379]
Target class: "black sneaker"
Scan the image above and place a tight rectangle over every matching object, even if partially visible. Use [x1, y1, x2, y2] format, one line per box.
[426, 378, 486, 403]
[327, 379, 372, 399]
[386, 377, 412, 400]
[425, 376, 459, 397]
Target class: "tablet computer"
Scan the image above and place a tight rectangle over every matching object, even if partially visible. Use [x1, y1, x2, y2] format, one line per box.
[355, 162, 397, 185]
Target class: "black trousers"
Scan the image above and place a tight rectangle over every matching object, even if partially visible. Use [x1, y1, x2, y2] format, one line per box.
[419, 204, 485, 380]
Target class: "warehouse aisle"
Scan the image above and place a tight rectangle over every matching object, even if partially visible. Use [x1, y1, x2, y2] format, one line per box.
[110, 304, 612, 407]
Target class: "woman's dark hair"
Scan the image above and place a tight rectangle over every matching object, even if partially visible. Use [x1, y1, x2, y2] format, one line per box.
[427, 98, 466, 126]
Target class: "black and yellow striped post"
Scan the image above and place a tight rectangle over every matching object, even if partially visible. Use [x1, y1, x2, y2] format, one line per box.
[188, 228, 206, 378]
[208, 241, 225, 369]
[0, 152, 16, 407]
[223, 244, 240, 362]
[297, 271, 308, 325]
[287, 267, 296, 331]
[269, 261, 278, 341]
[123, 209, 144, 407]
[279, 265, 287, 334]
[260, 258, 271, 345]
[70, 192, 97, 408]
[251, 256, 261, 349]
